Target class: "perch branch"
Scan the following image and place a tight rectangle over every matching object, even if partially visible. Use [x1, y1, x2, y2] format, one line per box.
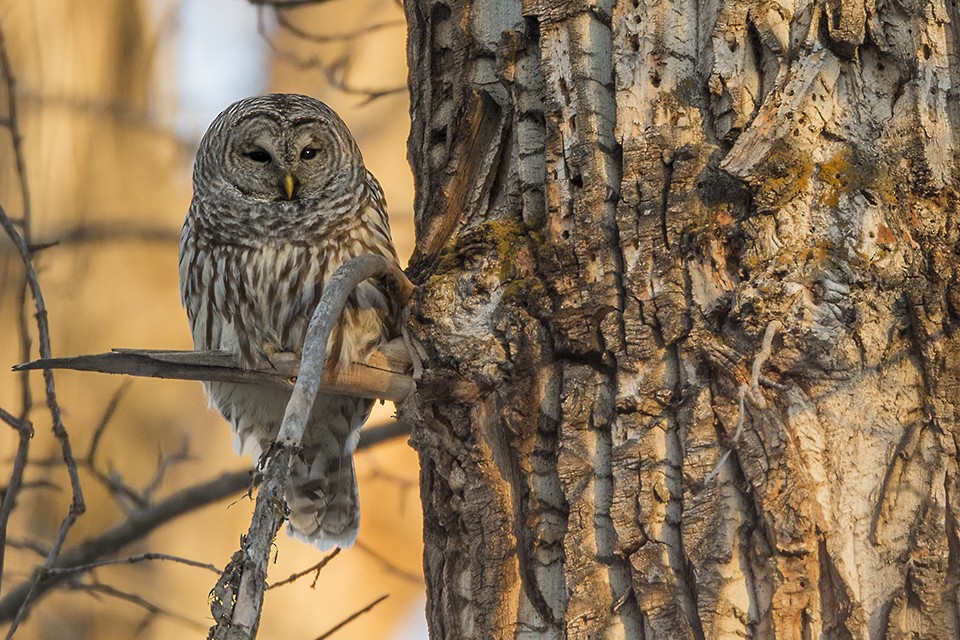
[208, 254, 411, 640]
[15, 338, 413, 402]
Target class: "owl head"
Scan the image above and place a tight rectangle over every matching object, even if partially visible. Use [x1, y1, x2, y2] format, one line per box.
[193, 94, 365, 206]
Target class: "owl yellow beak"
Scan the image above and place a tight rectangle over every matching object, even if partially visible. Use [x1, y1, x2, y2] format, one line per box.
[283, 174, 296, 200]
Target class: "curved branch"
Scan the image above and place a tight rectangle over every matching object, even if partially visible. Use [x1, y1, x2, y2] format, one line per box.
[208, 254, 412, 640]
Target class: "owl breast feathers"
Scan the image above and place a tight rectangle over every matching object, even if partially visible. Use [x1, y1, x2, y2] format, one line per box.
[178, 93, 400, 550]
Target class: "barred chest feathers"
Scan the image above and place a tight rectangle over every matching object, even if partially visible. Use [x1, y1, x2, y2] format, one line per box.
[180, 219, 391, 373]
[179, 93, 401, 550]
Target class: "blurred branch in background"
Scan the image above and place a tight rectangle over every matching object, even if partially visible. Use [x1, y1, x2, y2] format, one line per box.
[0, 27, 87, 640]
[313, 594, 389, 640]
[255, 2, 406, 102]
[0, 419, 410, 628]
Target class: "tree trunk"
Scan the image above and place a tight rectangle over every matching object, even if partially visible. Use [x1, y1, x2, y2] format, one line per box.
[402, 0, 960, 638]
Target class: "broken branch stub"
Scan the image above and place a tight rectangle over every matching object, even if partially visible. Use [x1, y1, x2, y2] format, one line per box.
[14, 339, 413, 402]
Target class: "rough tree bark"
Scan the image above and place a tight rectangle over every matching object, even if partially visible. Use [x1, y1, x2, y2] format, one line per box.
[402, 0, 960, 638]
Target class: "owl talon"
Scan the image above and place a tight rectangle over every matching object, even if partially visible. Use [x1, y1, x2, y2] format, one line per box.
[258, 343, 283, 371]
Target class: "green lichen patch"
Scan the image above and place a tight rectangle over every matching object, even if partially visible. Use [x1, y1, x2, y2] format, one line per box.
[754, 141, 814, 211]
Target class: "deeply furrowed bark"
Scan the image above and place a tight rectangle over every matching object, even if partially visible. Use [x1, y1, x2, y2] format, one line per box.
[402, 0, 960, 638]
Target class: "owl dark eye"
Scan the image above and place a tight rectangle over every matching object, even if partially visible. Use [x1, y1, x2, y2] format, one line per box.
[300, 148, 318, 160]
[245, 150, 271, 163]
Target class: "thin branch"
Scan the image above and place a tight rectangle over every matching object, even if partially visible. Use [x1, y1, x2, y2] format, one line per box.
[256, 7, 325, 69]
[1, 29, 85, 626]
[312, 594, 388, 640]
[322, 55, 406, 104]
[0, 27, 36, 601]
[0, 222, 180, 254]
[275, 11, 402, 44]
[0, 416, 33, 593]
[254, 8, 405, 104]
[86, 381, 132, 465]
[356, 419, 410, 449]
[0, 26, 31, 236]
[208, 255, 412, 640]
[0, 406, 24, 429]
[0, 470, 249, 623]
[0, 420, 405, 623]
[139, 441, 193, 505]
[4, 538, 49, 558]
[266, 548, 340, 590]
[45, 552, 220, 578]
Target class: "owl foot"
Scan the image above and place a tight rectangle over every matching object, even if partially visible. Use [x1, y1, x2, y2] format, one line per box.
[257, 342, 283, 371]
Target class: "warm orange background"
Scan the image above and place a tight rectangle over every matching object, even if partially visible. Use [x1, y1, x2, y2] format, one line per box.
[0, 1, 423, 638]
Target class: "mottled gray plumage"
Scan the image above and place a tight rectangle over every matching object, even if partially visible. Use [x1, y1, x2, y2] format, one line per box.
[179, 94, 399, 550]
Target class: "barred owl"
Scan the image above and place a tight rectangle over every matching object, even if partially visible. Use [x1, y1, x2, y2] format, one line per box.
[179, 94, 400, 550]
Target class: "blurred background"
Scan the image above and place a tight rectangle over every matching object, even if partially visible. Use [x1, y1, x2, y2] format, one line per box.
[0, 0, 424, 637]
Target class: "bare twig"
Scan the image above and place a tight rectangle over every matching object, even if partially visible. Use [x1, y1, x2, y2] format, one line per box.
[266, 548, 340, 590]
[312, 594, 388, 640]
[0, 414, 32, 593]
[0, 28, 35, 602]
[139, 441, 193, 505]
[0, 27, 31, 235]
[0, 407, 24, 429]
[355, 419, 410, 449]
[0, 28, 85, 633]
[254, 7, 405, 103]
[0, 221, 181, 254]
[322, 55, 406, 104]
[274, 11, 402, 44]
[45, 552, 220, 578]
[15, 339, 414, 402]
[4, 538, 48, 558]
[86, 381, 132, 465]
[208, 254, 412, 640]
[0, 469, 248, 623]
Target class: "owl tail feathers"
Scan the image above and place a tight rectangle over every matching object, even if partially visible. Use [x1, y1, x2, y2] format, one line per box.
[285, 455, 360, 551]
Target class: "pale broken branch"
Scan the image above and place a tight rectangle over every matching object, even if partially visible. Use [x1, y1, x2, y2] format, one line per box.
[208, 254, 412, 640]
[14, 337, 414, 403]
